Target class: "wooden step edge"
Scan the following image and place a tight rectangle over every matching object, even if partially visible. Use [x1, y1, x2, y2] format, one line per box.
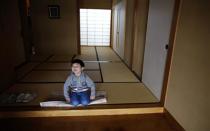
[0, 107, 164, 118]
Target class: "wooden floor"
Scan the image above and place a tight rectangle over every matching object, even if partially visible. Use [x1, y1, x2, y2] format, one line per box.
[0, 114, 178, 131]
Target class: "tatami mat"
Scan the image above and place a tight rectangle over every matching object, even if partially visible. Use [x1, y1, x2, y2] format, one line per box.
[81, 46, 96, 56]
[84, 71, 102, 82]
[96, 47, 121, 61]
[48, 55, 74, 62]
[74, 55, 97, 61]
[100, 62, 139, 82]
[30, 54, 51, 62]
[35, 62, 99, 70]
[19, 71, 69, 83]
[16, 62, 40, 80]
[0, 83, 158, 107]
[5, 46, 158, 107]
[75, 46, 97, 61]
[35, 62, 71, 70]
[19, 70, 102, 83]
[97, 83, 158, 104]
[84, 62, 99, 70]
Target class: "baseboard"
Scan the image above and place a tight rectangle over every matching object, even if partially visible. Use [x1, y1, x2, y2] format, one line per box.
[164, 108, 185, 131]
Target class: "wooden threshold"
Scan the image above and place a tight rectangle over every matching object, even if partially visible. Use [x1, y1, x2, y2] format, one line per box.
[164, 108, 185, 131]
[0, 107, 164, 118]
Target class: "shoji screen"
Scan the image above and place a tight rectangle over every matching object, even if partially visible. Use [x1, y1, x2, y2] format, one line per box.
[80, 9, 111, 46]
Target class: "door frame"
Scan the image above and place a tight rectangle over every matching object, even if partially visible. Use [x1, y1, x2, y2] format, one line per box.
[160, 0, 182, 106]
[76, 0, 81, 54]
[18, 0, 32, 61]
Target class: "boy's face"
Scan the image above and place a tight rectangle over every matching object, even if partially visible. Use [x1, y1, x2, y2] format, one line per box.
[71, 63, 84, 74]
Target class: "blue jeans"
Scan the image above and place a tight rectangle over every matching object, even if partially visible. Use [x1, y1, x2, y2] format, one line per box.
[69, 90, 90, 106]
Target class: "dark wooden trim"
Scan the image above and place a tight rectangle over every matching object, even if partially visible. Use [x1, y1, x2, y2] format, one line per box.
[110, 6, 113, 48]
[14, 61, 28, 71]
[44, 61, 72, 63]
[131, 71, 142, 82]
[95, 46, 104, 82]
[17, 81, 65, 84]
[99, 82, 140, 83]
[164, 108, 185, 131]
[43, 55, 54, 62]
[110, 0, 113, 48]
[18, 0, 32, 61]
[160, 0, 181, 106]
[32, 69, 100, 71]
[17, 81, 142, 84]
[45, 60, 121, 63]
[17, 79, 102, 83]
[76, 0, 81, 54]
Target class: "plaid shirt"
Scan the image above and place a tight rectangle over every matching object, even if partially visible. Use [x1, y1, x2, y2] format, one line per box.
[63, 72, 95, 100]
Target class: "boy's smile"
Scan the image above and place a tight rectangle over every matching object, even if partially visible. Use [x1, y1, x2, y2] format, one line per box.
[72, 63, 84, 76]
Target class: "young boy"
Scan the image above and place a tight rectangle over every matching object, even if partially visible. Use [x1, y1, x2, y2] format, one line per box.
[63, 59, 95, 106]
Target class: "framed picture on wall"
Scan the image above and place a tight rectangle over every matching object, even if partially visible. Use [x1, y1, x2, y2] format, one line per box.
[48, 5, 60, 19]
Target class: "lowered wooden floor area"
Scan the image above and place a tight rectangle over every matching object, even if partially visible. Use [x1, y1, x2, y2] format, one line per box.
[0, 114, 180, 131]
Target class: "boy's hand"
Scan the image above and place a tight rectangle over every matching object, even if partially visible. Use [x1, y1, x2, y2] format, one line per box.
[90, 96, 95, 100]
[66, 98, 71, 103]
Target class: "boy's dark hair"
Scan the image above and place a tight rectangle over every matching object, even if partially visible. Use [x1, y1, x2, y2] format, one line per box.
[71, 59, 85, 67]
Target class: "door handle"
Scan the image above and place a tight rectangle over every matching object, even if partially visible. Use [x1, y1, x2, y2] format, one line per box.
[165, 44, 169, 50]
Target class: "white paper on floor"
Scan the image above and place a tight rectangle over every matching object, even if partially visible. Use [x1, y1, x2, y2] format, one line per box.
[40, 91, 107, 107]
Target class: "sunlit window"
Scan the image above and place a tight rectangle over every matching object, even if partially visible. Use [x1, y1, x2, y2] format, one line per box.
[80, 9, 111, 46]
